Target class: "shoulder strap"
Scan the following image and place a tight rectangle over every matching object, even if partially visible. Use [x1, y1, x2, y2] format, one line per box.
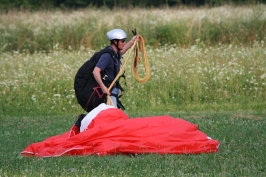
[89, 47, 116, 64]
[99, 47, 121, 91]
[99, 47, 116, 60]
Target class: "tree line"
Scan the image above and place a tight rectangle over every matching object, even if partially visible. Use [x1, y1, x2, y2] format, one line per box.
[0, 0, 265, 10]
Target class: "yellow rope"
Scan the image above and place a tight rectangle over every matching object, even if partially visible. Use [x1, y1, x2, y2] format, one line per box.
[106, 35, 150, 106]
[132, 35, 150, 83]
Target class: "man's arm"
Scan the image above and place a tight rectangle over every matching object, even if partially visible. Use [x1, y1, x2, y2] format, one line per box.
[121, 35, 139, 55]
[92, 67, 110, 95]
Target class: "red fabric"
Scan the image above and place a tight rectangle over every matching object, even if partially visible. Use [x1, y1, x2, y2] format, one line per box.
[69, 125, 80, 137]
[21, 108, 219, 157]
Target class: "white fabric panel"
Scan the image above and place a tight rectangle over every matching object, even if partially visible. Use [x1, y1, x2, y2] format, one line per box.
[80, 103, 115, 132]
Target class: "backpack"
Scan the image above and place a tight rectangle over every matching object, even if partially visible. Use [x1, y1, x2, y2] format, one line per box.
[74, 47, 117, 112]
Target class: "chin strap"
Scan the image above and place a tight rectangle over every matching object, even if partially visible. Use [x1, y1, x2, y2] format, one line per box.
[113, 39, 122, 51]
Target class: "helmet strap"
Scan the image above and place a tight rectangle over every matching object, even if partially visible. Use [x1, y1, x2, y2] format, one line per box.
[112, 39, 122, 51]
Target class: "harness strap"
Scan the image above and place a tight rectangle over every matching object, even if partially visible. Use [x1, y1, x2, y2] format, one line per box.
[110, 93, 125, 110]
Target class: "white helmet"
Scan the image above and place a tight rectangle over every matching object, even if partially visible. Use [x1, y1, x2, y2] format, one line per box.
[106, 29, 127, 41]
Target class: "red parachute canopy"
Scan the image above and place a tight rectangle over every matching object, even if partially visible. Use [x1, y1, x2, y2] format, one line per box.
[21, 108, 219, 157]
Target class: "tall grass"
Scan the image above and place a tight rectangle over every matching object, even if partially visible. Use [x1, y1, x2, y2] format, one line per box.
[0, 5, 266, 53]
[0, 41, 265, 116]
[114, 41, 266, 113]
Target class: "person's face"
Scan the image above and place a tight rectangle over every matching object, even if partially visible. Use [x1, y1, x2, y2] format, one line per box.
[118, 39, 126, 49]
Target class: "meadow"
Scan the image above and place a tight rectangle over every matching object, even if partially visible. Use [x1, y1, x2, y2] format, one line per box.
[0, 41, 265, 116]
[0, 5, 266, 176]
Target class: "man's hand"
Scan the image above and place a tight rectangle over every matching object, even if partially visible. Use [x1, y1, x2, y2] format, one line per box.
[132, 35, 140, 43]
[121, 35, 140, 55]
[100, 85, 110, 95]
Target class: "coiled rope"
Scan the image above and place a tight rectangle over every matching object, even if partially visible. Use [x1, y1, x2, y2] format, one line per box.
[131, 35, 150, 83]
[107, 35, 150, 106]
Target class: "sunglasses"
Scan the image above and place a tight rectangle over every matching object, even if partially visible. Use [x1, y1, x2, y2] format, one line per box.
[119, 39, 126, 43]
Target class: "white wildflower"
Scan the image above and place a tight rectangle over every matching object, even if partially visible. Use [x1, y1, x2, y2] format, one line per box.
[31, 95, 36, 102]
[260, 73, 266, 79]
[54, 94, 61, 98]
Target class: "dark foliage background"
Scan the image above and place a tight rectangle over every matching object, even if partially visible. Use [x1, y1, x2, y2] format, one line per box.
[0, 0, 265, 10]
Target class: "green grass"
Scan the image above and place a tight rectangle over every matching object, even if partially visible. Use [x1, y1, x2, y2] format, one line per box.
[1, 112, 266, 176]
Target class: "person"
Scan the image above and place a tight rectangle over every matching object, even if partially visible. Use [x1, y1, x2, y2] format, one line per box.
[93, 28, 139, 108]
[70, 29, 139, 136]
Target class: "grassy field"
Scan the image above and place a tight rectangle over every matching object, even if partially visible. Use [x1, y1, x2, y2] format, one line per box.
[0, 5, 266, 176]
[1, 113, 266, 176]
